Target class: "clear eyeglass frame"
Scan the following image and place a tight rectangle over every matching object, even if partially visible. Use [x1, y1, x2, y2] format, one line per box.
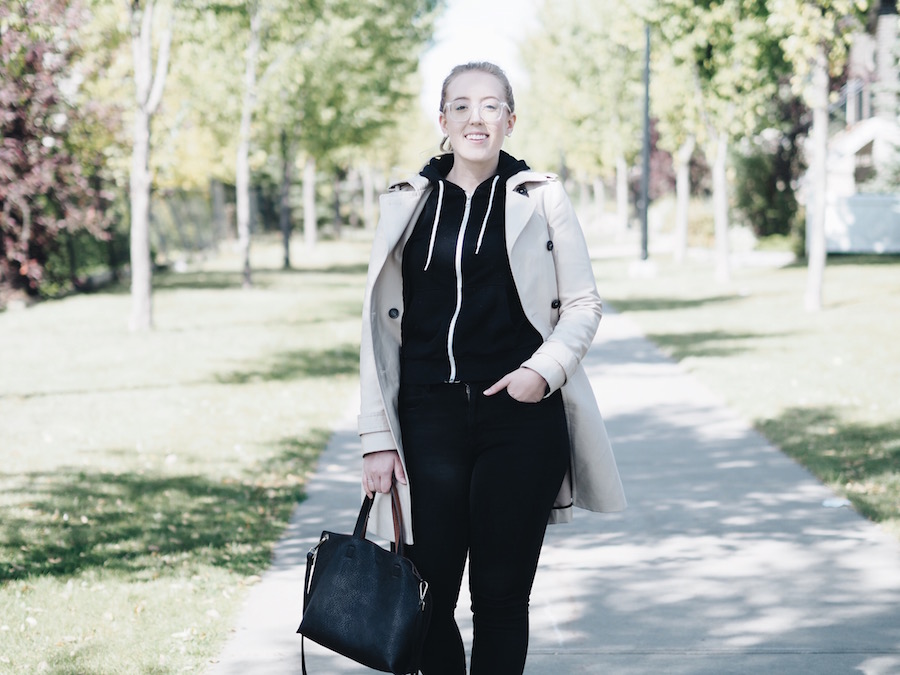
[443, 99, 511, 123]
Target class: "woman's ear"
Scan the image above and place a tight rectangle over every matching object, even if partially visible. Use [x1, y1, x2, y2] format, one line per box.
[506, 113, 517, 137]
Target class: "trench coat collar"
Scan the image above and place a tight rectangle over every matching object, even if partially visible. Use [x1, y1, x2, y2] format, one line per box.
[383, 168, 554, 255]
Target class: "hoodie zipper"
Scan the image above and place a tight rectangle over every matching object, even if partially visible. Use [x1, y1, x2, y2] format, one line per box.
[445, 192, 473, 383]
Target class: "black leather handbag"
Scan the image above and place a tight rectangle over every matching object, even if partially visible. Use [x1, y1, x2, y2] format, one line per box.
[297, 484, 431, 674]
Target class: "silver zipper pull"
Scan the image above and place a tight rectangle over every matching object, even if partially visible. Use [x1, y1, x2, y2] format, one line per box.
[419, 580, 429, 611]
[306, 534, 329, 594]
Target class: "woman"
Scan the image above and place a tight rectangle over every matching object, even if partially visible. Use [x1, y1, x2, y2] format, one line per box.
[358, 62, 626, 674]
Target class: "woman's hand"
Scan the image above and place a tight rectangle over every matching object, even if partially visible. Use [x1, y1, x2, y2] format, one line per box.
[362, 450, 407, 498]
[483, 367, 548, 403]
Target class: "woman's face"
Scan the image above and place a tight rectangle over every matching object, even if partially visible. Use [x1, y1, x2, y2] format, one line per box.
[440, 70, 516, 169]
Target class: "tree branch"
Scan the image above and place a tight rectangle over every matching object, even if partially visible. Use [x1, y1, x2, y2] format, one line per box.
[146, 5, 173, 114]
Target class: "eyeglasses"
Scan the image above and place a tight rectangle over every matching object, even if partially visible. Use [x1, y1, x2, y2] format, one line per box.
[443, 98, 511, 123]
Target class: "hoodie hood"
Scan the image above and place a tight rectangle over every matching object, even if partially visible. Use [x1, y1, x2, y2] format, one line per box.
[420, 150, 530, 186]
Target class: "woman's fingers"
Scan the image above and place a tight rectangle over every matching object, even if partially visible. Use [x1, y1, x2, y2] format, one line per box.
[393, 455, 408, 485]
[485, 368, 548, 403]
[362, 450, 404, 496]
[483, 374, 511, 396]
[362, 473, 375, 498]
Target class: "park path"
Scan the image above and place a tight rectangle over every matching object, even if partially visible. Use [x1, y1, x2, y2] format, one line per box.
[207, 310, 900, 675]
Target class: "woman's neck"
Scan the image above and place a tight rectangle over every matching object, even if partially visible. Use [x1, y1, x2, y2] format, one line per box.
[446, 157, 499, 194]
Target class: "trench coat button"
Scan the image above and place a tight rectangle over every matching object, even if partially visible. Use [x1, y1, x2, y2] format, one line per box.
[546, 240, 554, 251]
[551, 299, 561, 309]
[388, 308, 400, 319]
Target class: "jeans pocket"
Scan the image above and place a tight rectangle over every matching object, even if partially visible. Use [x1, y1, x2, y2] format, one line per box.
[499, 387, 540, 405]
[399, 383, 432, 412]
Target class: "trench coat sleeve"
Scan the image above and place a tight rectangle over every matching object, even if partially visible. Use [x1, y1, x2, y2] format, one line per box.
[358, 240, 398, 456]
[520, 181, 602, 394]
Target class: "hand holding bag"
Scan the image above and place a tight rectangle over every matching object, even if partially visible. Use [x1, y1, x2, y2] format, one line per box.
[297, 484, 431, 674]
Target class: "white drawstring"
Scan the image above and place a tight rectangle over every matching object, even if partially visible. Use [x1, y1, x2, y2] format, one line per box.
[474, 176, 500, 254]
[423, 181, 444, 271]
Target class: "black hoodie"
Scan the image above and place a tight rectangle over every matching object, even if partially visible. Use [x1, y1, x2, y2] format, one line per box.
[400, 151, 543, 385]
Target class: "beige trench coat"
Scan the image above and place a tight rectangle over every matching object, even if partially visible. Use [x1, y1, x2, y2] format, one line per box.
[358, 168, 626, 543]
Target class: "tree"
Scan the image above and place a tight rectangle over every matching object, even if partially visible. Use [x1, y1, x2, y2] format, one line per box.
[651, 34, 704, 263]
[654, 0, 787, 281]
[126, 0, 173, 331]
[521, 0, 646, 229]
[768, 0, 868, 311]
[0, 0, 108, 302]
[257, 0, 437, 255]
[199, 0, 278, 287]
[235, 0, 259, 287]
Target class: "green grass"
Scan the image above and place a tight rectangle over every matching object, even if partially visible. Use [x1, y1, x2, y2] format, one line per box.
[0, 235, 369, 673]
[591, 244, 900, 538]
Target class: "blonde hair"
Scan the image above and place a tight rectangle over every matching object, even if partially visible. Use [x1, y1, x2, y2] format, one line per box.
[439, 62, 515, 153]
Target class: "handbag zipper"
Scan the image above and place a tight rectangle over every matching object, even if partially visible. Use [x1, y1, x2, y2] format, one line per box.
[419, 580, 429, 611]
[306, 533, 329, 595]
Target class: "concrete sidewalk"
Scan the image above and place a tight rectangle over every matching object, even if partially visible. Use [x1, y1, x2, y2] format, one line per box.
[207, 312, 900, 675]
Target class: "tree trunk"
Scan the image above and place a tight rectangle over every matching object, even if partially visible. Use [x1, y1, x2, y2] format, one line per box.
[279, 130, 294, 269]
[129, 52, 153, 331]
[712, 129, 730, 283]
[578, 179, 591, 224]
[674, 135, 695, 264]
[362, 161, 376, 230]
[332, 169, 343, 239]
[805, 45, 829, 312]
[303, 156, 317, 248]
[65, 229, 78, 286]
[592, 176, 605, 229]
[128, 0, 172, 331]
[875, 9, 899, 120]
[236, 2, 259, 289]
[211, 178, 226, 246]
[615, 155, 628, 230]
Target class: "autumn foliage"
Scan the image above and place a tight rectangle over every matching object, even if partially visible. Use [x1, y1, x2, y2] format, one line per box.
[0, 0, 108, 299]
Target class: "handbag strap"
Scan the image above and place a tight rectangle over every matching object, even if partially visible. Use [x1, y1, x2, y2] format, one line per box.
[389, 483, 406, 555]
[351, 485, 407, 555]
[301, 552, 314, 675]
[352, 493, 375, 538]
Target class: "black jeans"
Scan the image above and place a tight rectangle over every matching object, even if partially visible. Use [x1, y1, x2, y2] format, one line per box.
[399, 381, 570, 675]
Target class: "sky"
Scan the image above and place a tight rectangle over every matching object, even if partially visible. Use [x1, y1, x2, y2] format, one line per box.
[418, 0, 540, 118]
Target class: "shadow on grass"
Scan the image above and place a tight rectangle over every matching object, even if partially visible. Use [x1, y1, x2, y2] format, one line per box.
[152, 264, 369, 292]
[606, 295, 740, 313]
[757, 406, 900, 524]
[645, 329, 777, 359]
[153, 270, 252, 291]
[0, 430, 328, 583]
[44, 648, 172, 675]
[275, 262, 369, 276]
[786, 253, 900, 269]
[217, 344, 359, 384]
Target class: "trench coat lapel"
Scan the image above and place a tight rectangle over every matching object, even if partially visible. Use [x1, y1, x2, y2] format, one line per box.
[504, 189, 537, 258]
[372, 178, 432, 273]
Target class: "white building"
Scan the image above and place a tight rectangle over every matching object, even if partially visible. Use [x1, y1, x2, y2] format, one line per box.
[815, 4, 900, 253]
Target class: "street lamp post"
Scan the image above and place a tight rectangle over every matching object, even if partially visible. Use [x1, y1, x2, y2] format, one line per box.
[640, 23, 651, 261]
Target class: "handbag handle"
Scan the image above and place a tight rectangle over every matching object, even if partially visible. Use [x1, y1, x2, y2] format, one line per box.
[352, 483, 407, 555]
